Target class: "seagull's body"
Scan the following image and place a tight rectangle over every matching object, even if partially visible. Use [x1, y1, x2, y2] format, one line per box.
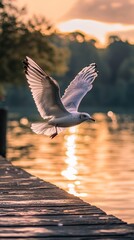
[23, 57, 98, 138]
[48, 112, 90, 127]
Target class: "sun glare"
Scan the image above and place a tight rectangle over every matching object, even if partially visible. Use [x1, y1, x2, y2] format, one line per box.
[61, 127, 88, 197]
[58, 19, 134, 47]
[62, 130, 77, 181]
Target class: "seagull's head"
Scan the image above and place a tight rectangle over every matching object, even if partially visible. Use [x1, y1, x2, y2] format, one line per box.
[80, 112, 95, 122]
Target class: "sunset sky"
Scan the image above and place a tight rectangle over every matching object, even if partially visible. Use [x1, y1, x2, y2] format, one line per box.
[17, 0, 134, 47]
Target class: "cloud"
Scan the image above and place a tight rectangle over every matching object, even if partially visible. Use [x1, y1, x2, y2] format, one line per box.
[61, 0, 134, 25]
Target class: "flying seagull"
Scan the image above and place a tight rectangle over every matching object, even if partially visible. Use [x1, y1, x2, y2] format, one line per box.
[23, 56, 98, 138]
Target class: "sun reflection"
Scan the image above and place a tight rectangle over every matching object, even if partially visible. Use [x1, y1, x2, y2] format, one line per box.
[62, 128, 77, 181]
[107, 110, 118, 129]
[67, 183, 87, 197]
[20, 117, 29, 126]
[62, 126, 87, 197]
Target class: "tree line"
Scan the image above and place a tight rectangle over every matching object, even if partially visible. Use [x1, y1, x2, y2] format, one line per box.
[0, 0, 134, 110]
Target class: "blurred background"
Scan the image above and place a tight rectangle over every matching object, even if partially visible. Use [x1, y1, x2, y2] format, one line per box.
[0, 0, 134, 223]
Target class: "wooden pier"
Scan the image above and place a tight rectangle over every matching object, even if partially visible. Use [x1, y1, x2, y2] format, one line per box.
[0, 156, 133, 239]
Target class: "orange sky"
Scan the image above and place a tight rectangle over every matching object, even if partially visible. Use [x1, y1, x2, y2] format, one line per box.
[17, 0, 134, 47]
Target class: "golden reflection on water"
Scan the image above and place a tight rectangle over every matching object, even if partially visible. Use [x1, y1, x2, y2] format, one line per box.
[7, 112, 134, 223]
[62, 127, 78, 181]
[62, 127, 88, 197]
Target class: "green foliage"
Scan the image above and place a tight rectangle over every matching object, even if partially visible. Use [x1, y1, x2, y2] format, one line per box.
[116, 57, 134, 106]
[104, 37, 131, 84]
[0, 0, 69, 95]
[118, 57, 134, 84]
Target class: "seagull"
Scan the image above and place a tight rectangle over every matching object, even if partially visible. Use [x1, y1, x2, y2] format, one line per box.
[23, 56, 98, 138]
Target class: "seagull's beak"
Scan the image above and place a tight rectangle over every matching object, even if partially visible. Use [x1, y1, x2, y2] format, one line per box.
[89, 117, 95, 122]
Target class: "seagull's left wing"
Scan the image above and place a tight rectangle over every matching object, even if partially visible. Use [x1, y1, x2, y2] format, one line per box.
[62, 63, 98, 112]
[23, 56, 69, 119]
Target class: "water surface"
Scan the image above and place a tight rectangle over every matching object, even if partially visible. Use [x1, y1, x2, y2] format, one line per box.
[7, 112, 134, 223]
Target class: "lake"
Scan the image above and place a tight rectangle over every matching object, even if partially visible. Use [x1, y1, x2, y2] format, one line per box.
[7, 111, 134, 223]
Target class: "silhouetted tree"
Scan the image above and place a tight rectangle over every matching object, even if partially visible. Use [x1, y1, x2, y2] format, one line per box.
[104, 37, 131, 84]
[0, 0, 69, 98]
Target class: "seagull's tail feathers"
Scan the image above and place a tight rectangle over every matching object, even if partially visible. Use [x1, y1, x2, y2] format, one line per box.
[31, 122, 64, 138]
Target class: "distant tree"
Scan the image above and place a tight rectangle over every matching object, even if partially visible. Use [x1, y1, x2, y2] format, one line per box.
[89, 39, 97, 46]
[67, 31, 86, 42]
[0, 0, 69, 98]
[104, 36, 131, 84]
[108, 35, 121, 44]
[117, 57, 134, 106]
[117, 57, 134, 83]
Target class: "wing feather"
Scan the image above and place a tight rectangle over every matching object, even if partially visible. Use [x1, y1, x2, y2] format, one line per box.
[61, 63, 98, 112]
[23, 56, 69, 119]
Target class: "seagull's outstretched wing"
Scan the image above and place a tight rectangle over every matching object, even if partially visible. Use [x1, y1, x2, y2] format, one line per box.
[62, 63, 98, 112]
[23, 56, 69, 119]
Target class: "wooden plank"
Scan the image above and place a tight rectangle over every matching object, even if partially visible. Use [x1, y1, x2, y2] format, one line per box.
[0, 225, 133, 237]
[0, 237, 132, 240]
[0, 190, 77, 200]
[1, 238, 132, 240]
[0, 199, 88, 206]
[0, 215, 124, 226]
[0, 206, 105, 217]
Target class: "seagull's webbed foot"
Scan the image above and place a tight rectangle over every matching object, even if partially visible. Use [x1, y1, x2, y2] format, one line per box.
[50, 126, 58, 139]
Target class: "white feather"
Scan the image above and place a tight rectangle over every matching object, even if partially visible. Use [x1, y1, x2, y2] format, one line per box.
[24, 56, 69, 119]
[31, 122, 63, 136]
[62, 63, 98, 112]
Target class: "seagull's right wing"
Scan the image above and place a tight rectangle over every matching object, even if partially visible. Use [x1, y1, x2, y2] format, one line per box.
[23, 56, 69, 119]
[62, 63, 98, 112]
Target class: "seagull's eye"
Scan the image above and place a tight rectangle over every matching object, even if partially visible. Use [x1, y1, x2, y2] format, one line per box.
[80, 114, 87, 119]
